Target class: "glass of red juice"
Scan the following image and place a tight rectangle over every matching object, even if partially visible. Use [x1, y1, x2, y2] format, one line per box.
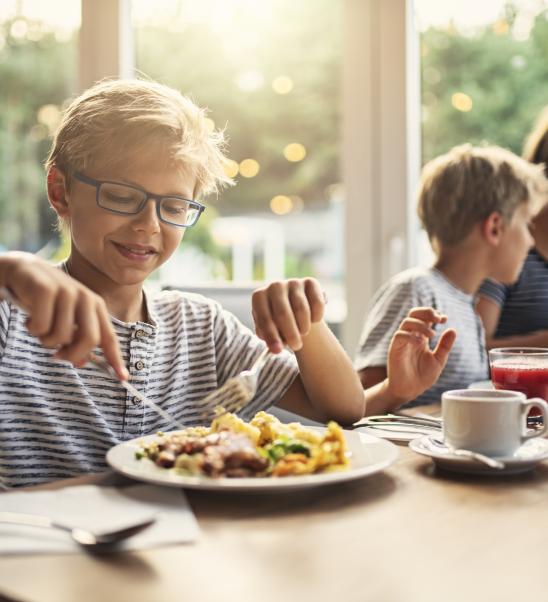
[489, 348, 548, 415]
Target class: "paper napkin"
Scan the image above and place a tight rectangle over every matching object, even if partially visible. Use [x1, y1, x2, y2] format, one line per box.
[0, 482, 200, 555]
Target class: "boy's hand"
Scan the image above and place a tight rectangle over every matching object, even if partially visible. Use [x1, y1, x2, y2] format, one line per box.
[386, 307, 456, 403]
[0, 252, 128, 380]
[252, 278, 325, 353]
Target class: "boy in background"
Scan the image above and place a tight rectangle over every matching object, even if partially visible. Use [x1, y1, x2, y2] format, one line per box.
[355, 144, 547, 413]
[477, 108, 548, 348]
[0, 79, 450, 487]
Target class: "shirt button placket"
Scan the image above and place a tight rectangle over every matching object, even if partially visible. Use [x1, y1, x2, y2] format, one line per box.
[124, 325, 150, 437]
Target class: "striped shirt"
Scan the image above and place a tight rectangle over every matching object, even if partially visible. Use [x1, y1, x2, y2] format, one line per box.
[354, 267, 488, 406]
[0, 290, 298, 488]
[478, 248, 548, 338]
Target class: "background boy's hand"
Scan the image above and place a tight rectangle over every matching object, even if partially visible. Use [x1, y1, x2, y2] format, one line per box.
[386, 307, 456, 403]
[0, 252, 128, 380]
[252, 277, 325, 353]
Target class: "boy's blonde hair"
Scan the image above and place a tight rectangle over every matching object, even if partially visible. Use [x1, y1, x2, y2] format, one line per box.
[523, 106, 548, 176]
[417, 144, 547, 247]
[45, 78, 232, 197]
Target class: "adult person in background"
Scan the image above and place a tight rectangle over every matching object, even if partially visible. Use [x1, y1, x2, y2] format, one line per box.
[477, 107, 548, 348]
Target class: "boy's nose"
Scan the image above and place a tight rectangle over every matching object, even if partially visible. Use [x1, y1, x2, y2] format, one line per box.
[131, 199, 161, 232]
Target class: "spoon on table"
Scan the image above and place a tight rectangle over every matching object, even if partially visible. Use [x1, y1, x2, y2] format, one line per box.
[430, 438, 505, 470]
[0, 511, 156, 552]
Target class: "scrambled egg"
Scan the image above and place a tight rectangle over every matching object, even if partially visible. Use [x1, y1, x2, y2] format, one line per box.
[140, 411, 350, 478]
[211, 410, 349, 476]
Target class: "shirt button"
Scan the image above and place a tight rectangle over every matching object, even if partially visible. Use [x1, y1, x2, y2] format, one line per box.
[131, 396, 141, 406]
[135, 360, 145, 370]
[135, 329, 146, 339]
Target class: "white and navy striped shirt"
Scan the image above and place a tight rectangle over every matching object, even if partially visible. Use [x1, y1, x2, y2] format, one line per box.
[354, 267, 488, 406]
[478, 249, 548, 338]
[0, 290, 298, 487]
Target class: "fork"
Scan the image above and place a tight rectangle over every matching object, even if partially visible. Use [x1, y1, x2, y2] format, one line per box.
[355, 414, 443, 429]
[193, 347, 271, 423]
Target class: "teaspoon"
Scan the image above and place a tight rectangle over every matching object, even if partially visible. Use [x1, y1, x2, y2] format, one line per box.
[431, 438, 505, 470]
[0, 511, 156, 552]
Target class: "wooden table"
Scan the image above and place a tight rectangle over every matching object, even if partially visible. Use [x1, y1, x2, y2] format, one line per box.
[1, 414, 548, 602]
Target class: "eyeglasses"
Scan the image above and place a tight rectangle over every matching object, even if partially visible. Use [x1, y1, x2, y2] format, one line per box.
[72, 171, 205, 228]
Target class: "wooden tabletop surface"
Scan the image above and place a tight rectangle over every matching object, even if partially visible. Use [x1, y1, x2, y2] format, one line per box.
[1, 409, 548, 602]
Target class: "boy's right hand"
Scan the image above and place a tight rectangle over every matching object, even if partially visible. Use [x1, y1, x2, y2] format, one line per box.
[385, 306, 456, 404]
[0, 252, 128, 380]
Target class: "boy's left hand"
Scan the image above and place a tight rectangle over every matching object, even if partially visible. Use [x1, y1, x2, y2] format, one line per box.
[252, 278, 325, 353]
[386, 307, 456, 403]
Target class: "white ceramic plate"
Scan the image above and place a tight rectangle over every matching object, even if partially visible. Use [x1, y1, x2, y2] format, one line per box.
[409, 434, 548, 475]
[107, 428, 399, 492]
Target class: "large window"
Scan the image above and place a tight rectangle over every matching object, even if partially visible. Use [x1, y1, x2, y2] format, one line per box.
[0, 0, 79, 256]
[416, 0, 548, 163]
[2, 0, 547, 343]
[412, 0, 548, 266]
[132, 0, 345, 322]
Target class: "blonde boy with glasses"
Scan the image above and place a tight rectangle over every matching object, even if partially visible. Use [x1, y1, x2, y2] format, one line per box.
[0, 79, 452, 487]
[356, 144, 548, 414]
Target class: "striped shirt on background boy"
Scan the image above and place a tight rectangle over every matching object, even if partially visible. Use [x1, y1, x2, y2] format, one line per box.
[355, 267, 489, 406]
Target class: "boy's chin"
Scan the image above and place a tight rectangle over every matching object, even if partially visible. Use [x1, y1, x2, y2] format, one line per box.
[113, 265, 155, 285]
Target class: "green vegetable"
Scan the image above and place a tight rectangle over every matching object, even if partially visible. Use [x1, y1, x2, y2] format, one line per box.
[266, 439, 311, 462]
[267, 444, 288, 462]
[285, 442, 310, 455]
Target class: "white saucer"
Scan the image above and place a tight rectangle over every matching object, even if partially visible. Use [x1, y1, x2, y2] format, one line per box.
[409, 435, 548, 475]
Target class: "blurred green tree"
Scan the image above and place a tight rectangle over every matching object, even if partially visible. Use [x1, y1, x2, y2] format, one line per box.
[0, 16, 76, 250]
[135, 0, 342, 214]
[421, 3, 548, 163]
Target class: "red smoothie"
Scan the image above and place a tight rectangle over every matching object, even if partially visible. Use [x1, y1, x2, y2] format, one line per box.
[491, 359, 548, 414]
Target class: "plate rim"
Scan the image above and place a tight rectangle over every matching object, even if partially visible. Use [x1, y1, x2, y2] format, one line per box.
[106, 427, 399, 491]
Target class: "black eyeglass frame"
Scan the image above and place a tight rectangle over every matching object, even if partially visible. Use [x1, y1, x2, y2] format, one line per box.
[72, 170, 206, 228]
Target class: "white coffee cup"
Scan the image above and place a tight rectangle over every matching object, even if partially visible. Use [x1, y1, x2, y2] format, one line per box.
[442, 389, 548, 457]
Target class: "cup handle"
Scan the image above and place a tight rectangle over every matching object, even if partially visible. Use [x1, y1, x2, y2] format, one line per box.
[521, 398, 548, 440]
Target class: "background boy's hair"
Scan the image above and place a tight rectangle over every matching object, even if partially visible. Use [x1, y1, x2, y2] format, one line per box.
[417, 143, 547, 247]
[523, 106, 548, 176]
[45, 78, 233, 197]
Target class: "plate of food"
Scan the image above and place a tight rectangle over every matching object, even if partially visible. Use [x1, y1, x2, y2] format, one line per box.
[106, 411, 398, 491]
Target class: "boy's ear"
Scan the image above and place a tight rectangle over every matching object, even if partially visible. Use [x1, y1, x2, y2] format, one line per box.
[482, 211, 505, 246]
[47, 167, 70, 218]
